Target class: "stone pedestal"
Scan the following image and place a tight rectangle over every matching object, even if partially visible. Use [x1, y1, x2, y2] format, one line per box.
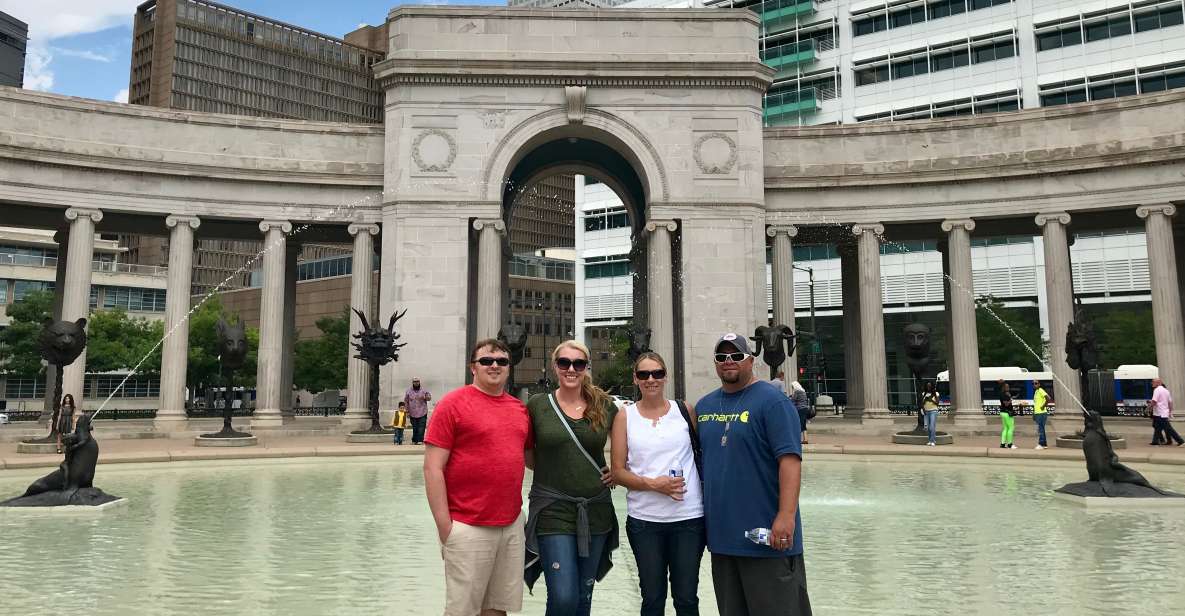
[194, 435, 259, 447]
[16, 442, 59, 454]
[346, 432, 396, 444]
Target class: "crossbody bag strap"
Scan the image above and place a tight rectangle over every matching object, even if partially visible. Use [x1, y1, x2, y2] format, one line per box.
[547, 394, 604, 476]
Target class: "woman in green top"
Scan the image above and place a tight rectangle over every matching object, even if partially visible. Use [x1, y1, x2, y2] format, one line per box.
[524, 340, 619, 616]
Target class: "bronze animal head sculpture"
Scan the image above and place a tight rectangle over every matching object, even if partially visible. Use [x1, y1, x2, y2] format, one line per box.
[498, 323, 528, 367]
[216, 318, 249, 370]
[751, 324, 795, 372]
[351, 308, 408, 367]
[39, 318, 88, 367]
[902, 322, 932, 377]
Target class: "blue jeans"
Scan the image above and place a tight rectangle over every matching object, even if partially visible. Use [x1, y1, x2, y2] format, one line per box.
[924, 410, 938, 443]
[392, 428, 404, 445]
[626, 516, 706, 616]
[1033, 413, 1048, 446]
[537, 532, 609, 616]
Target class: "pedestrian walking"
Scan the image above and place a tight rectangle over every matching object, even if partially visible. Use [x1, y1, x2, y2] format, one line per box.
[694, 333, 811, 616]
[524, 340, 620, 616]
[610, 351, 705, 616]
[998, 380, 1017, 449]
[789, 381, 812, 445]
[54, 394, 77, 454]
[423, 339, 530, 616]
[1032, 380, 1050, 449]
[405, 377, 432, 445]
[1149, 378, 1183, 446]
[921, 381, 940, 447]
[770, 370, 787, 396]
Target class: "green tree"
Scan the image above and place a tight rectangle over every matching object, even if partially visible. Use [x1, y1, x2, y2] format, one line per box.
[1093, 305, 1155, 367]
[293, 311, 350, 394]
[85, 309, 164, 375]
[975, 296, 1046, 370]
[0, 289, 54, 376]
[592, 328, 633, 396]
[186, 297, 259, 391]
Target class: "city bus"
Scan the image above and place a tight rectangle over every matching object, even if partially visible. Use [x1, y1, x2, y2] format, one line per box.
[1113, 364, 1158, 416]
[935, 367, 1055, 414]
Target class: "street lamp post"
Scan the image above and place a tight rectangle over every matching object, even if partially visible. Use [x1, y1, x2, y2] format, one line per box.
[792, 263, 821, 396]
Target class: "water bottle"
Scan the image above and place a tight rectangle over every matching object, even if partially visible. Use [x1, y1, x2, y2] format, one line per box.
[745, 527, 772, 546]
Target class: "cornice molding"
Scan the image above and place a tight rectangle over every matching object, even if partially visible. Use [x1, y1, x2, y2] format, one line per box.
[376, 60, 773, 91]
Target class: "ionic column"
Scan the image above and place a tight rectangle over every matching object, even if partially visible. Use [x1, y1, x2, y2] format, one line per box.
[252, 219, 292, 428]
[280, 242, 299, 416]
[647, 220, 677, 395]
[61, 208, 103, 403]
[853, 223, 889, 418]
[473, 219, 506, 341]
[942, 219, 984, 423]
[345, 223, 379, 428]
[839, 244, 863, 417]
[1035, 212, 1081, 409]
[767, 224, 798, 380]
[156, 215, 200, 430]
[1138, 204, 1185, 393]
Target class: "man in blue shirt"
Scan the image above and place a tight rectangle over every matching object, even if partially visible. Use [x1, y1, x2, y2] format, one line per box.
[696, 333, 811, 616]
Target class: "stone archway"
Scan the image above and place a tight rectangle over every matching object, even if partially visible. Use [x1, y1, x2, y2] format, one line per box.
[374, 7, 773, 400]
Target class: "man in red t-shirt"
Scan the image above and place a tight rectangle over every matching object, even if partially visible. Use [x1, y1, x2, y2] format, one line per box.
[424, 338, 531, 616]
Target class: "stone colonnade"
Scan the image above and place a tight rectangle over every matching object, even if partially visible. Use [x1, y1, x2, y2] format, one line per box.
[764, 208, 1185, 419]
[42, 200, 1185, 427]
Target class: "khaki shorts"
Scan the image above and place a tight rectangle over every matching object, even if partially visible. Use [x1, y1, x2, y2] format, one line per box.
[441, 511, 525, 616]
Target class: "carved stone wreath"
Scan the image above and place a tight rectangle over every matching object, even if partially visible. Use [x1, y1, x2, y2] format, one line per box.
[411, 128, 457, 173]
[693, 132, 738, 175]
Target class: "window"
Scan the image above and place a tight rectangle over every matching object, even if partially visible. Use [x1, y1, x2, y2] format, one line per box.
[13, 280, 52, 301]
[1089, 79, 1138, 100]
[931, 47, 970, 71]
[0, 279, 7, 304]
[929, 0, 966, 19]
[890, 5, 927, 28]
[855, 64, 890, 86]
[853, 15, 888, 36]
[1085, 15, 1131, 42]
[5, 378, 45, 399]
[972, 39, 1015, 64]
[1134, 5, 1184, 32]
[892, 56, 929, 79]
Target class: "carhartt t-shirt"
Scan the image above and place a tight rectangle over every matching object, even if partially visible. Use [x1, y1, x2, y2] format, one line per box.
[696, 380, 803, 558]
[425, 385, 530, 526]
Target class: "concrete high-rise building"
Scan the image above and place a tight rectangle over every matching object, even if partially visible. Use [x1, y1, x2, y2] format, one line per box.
[701, 0, 1185, 126]
[0, 11, 27, 88]
[124, 0, 389, 293]
[129, 0, 384, 122]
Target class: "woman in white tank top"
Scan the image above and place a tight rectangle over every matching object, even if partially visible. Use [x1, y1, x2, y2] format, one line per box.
[610, 352, 706, 616]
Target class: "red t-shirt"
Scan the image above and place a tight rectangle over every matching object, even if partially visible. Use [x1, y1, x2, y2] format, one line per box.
[425, 385, 531, 526]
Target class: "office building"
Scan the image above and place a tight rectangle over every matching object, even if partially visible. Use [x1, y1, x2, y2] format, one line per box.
[0, 11, 27, 88]
[701, 0, 1185, 126]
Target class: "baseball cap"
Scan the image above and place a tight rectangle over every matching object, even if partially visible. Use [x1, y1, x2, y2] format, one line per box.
[714, 333, 753, 356]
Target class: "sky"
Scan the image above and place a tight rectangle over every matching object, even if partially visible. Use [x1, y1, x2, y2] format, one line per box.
[0, 0, 503, 103]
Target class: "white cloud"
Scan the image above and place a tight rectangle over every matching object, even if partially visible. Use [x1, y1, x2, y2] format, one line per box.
[0, 0, 140, 94]
[51, 47, 115, 62]
[113, 88, 128, 103]
[24, 46, 53, 91]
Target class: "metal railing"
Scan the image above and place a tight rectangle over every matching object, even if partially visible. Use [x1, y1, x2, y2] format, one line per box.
[0, 408, 158, 421]
[760, 39, 816, 68]
[0, 253, 167, 277]
[291, 406, 347, 417]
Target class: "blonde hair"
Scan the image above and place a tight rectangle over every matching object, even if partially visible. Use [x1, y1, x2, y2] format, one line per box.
[552, 340, 612, 432]
[632, 351, 667, 373]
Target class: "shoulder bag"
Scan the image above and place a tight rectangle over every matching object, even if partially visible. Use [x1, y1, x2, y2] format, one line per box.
[547, 394, 607, 476]
[673, 399, 704, 482]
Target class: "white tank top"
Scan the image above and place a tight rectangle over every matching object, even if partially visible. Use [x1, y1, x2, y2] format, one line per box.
[624, 401, 704, 522]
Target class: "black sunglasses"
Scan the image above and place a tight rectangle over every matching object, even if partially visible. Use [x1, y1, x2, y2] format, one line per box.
[474, 356, 510, 366]
[555, 357, 589, 372]
[714, 352, 748, 363]
[635, 369, 667, 381]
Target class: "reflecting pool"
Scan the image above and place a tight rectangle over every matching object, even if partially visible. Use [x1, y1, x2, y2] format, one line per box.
[2, 456, 1183, 616]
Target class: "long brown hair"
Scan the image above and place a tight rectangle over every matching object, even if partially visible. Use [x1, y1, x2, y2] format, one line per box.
[552, 340, 612, 432]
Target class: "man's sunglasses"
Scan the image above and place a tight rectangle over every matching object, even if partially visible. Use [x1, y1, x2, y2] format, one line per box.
[555, 358, 589, 372]
[635, 369, 667, 381]
[714, 352, 748, 363]
[474, 356, 510, 366]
